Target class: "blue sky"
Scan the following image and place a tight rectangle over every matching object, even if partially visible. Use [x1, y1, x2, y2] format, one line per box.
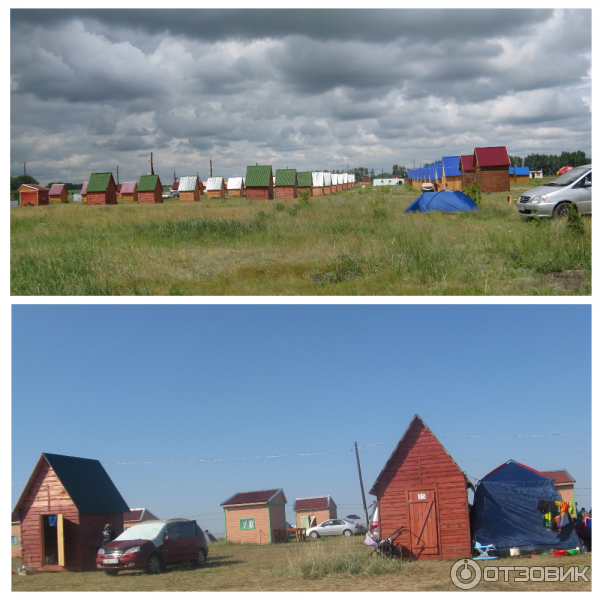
[12, 305, 591, 534]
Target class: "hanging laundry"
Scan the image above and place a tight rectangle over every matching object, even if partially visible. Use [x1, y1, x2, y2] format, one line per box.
[48, 515, 57, 527]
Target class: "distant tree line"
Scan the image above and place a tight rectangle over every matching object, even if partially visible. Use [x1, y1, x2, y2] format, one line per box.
[520, 151, 590, 176]
[45, 182, 83, 190]
[10, 175, 85, 191]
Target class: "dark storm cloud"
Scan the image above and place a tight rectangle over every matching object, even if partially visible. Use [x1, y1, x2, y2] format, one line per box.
[10, 9, 591, 184]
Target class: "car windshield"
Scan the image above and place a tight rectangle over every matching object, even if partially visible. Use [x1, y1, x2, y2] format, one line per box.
[114, 522, 166, 546]
[546, 166, 591, 187]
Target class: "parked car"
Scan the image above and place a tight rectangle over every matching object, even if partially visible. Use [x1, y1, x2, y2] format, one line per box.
[516, 165, 591, 218]
[96, 519, 208, 575]
[420, 182, 435, 192]
[306, 519, 363, 539]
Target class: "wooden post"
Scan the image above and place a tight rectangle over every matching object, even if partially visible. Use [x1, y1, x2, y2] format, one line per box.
[117, 165, 119, 186]
[149, 152, 154, 175]
[24, 163, 26, 179]
[354, 442, 370, 530]
[507, 195, 511, 205]
[210, 159, 212, 177]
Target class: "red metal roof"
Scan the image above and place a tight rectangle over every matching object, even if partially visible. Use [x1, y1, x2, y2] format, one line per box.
[81, 182, 88, 194]
[117, 184, 123, 193]
[120, 182, 137, 194]
[124, 510, 144, 522]
[294, 497, 333, 511]
[542, 470, 576, 485]
[362, 177, 370, 182]
[460, 155, 475, 171]
[221, 489, 283, 506]
[171, 182, 179, 190]
[49, 184, 66, 195]
[474, 146, 510, 167]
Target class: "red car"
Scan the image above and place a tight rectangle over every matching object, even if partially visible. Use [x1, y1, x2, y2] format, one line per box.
[96, 519, 208, 575]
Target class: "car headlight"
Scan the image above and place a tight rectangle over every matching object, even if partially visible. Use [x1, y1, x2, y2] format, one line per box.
[124, 546, 140, 554]
[98, 548, 105, 555]
[531, 195, 547, 203]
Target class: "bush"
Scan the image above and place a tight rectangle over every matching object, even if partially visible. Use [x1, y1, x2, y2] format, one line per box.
[567, 203, 585, 235]
[299, 189, 310, 205]
[463, 181, 482, 206]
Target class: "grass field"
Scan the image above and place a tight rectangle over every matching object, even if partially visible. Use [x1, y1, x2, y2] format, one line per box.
[11, 537, 591, 591]
[10, 180, 591, 295]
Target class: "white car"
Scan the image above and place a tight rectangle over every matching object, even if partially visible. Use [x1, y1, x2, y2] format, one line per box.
[420, 182, 435, 192]
[306, 519, 363, 539]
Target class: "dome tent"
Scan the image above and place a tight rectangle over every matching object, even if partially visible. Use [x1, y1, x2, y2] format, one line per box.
[471, 460, 581, 556]
[404, 190, 478, 214]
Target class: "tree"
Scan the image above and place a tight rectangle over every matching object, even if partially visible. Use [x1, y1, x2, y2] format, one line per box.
[11, 174, 39, 190]
[509, 155, 523, 167]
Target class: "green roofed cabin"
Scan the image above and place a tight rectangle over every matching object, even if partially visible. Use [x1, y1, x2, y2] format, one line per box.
[138, 174, 163, 203]
[296, 172, 313, 197]
[275, 169, 297, 199]
[12, 453, 129, 571]
[86, 173, 117, 205]
[245, 165, 274, 200]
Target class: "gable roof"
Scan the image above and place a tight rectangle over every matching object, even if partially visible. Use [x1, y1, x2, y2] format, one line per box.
[475, 146, 510, 167]
[541, 470, 576, 485]
[221, 488, 286, 506]
[171, 181, 179, 190]
[124, 508, 160, 522]
[48, 184, 66, 195]
[483, 460, 549, 482]
[18, 184, 49, 192]
[275, 169, 297, 186]
[442, 156, 461, 177]
[297, 172, 312, 187]
[138, 174, 161, 192]
[178, 176, 199, 192]
[245, 165, 272, 187]
[81, 182, 88, 194]
[311, 172, 324, 187]
[460, 155, 475, 171]
[369, 414, 471, 495]
[206, 176, 224, 191]
[294, 496, 336, 511]
[117, 184, 123, 193]
[227, 177, 244, 190]
[120, 182, 137, 194]
[323, 172, 332, 186]
[14, 453, 129, 514]
[87, 173, 115, 193]
[509, 166, 531, 175]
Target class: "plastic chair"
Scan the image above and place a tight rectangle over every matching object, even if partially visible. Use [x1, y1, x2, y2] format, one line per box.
[473, 541, 498, 559]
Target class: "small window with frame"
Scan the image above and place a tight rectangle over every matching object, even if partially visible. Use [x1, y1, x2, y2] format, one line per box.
[240, 518, 255, 530]
[11, 535, 18, 545]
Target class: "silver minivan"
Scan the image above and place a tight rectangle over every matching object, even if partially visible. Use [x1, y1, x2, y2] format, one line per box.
[516, 165, 591, 218]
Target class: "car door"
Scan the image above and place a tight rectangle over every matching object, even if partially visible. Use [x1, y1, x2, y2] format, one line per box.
[319, 520, 333, 536]
[330, 520, 346, 536]
[576, 172, 592, 214]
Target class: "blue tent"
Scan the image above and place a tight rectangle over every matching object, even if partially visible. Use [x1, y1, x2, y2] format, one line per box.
[404, 190, 478, 213]
[471, 461, 581, 555]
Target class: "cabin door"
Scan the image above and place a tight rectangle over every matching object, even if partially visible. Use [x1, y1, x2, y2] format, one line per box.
[40, 514, 65, 567]
[408, 491, 438, 556]
[300, 515, 310, 529]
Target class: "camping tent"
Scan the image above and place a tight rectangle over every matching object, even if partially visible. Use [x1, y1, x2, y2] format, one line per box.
[471, 460, 581, 555]
[404, 190, 478, 213]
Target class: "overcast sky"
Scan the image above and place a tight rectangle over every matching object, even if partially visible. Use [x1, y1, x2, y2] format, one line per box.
[10, 9, 591, 185]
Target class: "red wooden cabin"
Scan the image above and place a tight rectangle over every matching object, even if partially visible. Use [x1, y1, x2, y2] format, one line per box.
[460, 155, 476, 189]
[245, 165, 274, 200]
[49, 184, 68, 203]
[369, 415, 472, 561]
[138, 174, 163, 203]
[87, 173, 117, 205]
[474, 146, 510, 192]
[18, 184, 49, 206]
[12, 453, 129, 571]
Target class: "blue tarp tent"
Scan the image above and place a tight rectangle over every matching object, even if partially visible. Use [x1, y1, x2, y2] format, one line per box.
[404, 190, 478, 213]
[471, 461, 581, 555]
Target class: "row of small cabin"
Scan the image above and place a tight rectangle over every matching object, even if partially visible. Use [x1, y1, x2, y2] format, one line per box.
[406, 146, 531, 193]
[17, 169, 356, 206]
[12, 413, 579, 571]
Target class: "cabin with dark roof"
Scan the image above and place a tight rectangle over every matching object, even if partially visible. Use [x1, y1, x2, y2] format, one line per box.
[18, 184, 49, 206]
[221, 489, 286, 544]
[474, 146, 511, 192]
[138, 174, 163, 203]
[12, 453, 129, 571]
[87, 173, 117, 205]
[245, 166, 274, 200]
[49, 184, 68, 203]
[123, 508, 160, 530]
[275, 169, 297, 199]
[296, 172, 313, 196]
[294, 496, 337, 529]
[369, 415, 472, 561]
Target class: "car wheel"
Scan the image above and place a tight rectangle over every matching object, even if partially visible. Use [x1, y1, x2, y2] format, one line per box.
[343, 530, 352, 537]
[145, 553, 163, 575]
[197, 548, 207, 568]
[553, 202, 572, 218]
[104, 569, 119, 576]
[310, 531, 319, 539]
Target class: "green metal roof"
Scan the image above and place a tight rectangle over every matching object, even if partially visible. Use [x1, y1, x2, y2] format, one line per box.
[87, 172, 114, 193]
[138, 174, 161, 192]
[275, 169, 297, 187]
[245, 165, 272, 187]
[297, 172, 312, 187]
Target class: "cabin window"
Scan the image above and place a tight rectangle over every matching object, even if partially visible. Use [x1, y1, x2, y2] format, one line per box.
[239, 518, 255, 530]
[11, 535, 18, 545]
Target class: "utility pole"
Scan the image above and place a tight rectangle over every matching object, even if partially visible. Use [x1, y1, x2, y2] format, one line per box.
[24, 163, 26, 179]
[354, 442, 370, 529]
[116, 166, 119, 186]
[210, 159, 212, 177]
[149, 152, 154, 175]
[174, 170, 177, 183]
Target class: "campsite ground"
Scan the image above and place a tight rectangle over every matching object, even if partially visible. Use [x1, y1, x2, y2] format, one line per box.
[11, 537, 591, 591]
[11, 179, 590, 295]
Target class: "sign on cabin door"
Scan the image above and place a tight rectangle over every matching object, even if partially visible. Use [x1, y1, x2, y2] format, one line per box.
[408, 491, 438, 556]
